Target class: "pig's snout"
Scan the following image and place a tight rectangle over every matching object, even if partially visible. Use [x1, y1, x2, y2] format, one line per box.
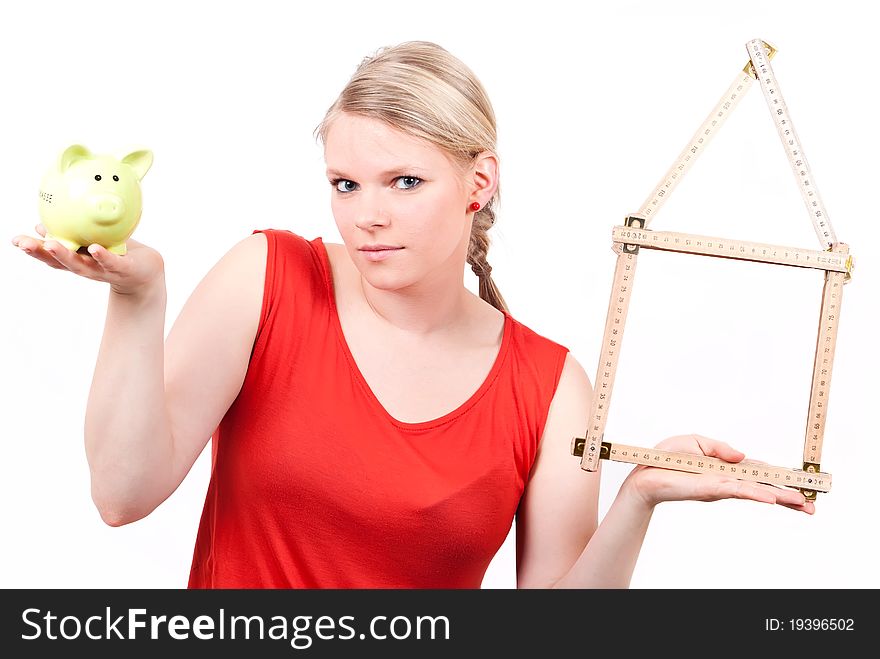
[88, 194, 126, 225]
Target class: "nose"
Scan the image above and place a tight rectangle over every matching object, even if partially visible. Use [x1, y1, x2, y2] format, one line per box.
[353, 193, 391, 231]
[89, 194, 126, 223]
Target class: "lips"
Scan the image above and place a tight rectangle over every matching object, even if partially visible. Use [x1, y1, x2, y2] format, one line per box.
[359, 245, 403, 251]
[359, 246, 403, 262]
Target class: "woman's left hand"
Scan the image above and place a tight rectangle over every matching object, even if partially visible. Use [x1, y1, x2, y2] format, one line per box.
[622, 434, 815, 515]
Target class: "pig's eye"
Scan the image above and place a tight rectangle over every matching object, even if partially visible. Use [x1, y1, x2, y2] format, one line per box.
[113, 175, 119, 181]
[94, 175, 102, 181]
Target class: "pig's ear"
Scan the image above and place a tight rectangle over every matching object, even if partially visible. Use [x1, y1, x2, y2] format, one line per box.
[121, 149, 153, 181]
[59, 144, 92, 172]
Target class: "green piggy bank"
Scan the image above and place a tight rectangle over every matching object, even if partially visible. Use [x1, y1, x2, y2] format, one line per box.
[38, 144, 153, 255]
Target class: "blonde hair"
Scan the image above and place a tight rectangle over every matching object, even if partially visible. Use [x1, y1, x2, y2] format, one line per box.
[314, 40, 508, 313]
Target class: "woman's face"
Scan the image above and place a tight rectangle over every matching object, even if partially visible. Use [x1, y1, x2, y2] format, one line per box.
[323, 112, 473, 293]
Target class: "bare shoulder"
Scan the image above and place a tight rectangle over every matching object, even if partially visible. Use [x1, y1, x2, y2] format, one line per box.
[205, 231, 268, 296]
[210, 230, 268, 275]
[557, 352, 593, 399]
[225, 231, 269, 289]
[539, 351, 593, 451]
[242, 230, 268, 257]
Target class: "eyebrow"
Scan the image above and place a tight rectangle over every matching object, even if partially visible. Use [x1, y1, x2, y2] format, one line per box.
[325, 166, 428, 179]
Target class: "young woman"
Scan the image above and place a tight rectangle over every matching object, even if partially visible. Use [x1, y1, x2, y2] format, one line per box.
[11, 41, 812, 589]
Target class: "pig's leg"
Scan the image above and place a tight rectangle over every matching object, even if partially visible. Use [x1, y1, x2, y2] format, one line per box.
[107, 242, 128, 256]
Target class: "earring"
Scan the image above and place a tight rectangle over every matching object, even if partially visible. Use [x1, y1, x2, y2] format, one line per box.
[469, 201, 481, 212]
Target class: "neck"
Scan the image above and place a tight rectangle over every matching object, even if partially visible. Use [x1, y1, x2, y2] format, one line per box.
[359, 269, 476, 337]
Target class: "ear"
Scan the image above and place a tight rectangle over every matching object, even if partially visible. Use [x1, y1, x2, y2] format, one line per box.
[468, 151, 499, 203]
[121, 149, 154, 181]
[58, 144, 92, 172]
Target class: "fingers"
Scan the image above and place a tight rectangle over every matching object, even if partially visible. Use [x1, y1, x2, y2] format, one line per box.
[692, 434, 745, 463]
[777, 498, 815, 514]
[12, 234, 64, 268]
[43, 240, 113, 278]
[12, 224, 49, 257]
[83, 243, 122, 274]
[41, 240, 82, 271]
[12, 224, 121, 276]
[757, 482, 815, 514]
[693, 437, 814, 514]
[724, 479, 814, 514]
[728, 480, 777, 504]
[17, 236, 116, 281]
[43, 240, 75, 264]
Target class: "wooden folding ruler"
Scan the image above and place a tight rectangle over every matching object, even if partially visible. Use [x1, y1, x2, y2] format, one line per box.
[571, 38, 854, 501]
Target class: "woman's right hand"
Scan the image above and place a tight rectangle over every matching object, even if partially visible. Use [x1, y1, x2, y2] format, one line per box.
[11, 224, 165, 297]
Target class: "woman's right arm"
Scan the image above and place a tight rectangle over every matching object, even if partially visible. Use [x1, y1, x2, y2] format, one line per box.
[12, 226, 268, 526]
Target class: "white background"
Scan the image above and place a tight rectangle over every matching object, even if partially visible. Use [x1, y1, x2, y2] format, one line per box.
[2, 0, 876, 589]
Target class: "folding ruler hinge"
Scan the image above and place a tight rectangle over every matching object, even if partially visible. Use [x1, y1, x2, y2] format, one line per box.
[839, 251, 854, 283]
[623, 215, 646, 254]
[801, 462, 821, 501]
[743, 40, 777, 77]
[570, 436, 611, 461]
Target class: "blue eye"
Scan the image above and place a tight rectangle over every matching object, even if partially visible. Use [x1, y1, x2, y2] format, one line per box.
[332, 179, 357, 193]
[395, 176, 421, 190]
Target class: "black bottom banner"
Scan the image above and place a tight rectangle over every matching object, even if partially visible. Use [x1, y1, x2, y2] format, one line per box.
[0, 588, 867, 656]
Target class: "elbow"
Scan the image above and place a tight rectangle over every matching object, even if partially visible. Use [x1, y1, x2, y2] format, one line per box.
[96, 502, 140, 527]
[90, 475, 158, 527]
[99, 510, 132, 527]
[92, 492, 150, 527]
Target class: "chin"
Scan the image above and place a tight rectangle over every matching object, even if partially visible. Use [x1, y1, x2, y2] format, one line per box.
[360, 269, 414, 292]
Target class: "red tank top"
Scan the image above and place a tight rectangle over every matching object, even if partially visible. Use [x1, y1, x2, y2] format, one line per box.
[187, 229, 570, 588]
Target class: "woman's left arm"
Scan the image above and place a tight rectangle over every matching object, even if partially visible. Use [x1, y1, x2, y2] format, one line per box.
[515, 353, 814, 589]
